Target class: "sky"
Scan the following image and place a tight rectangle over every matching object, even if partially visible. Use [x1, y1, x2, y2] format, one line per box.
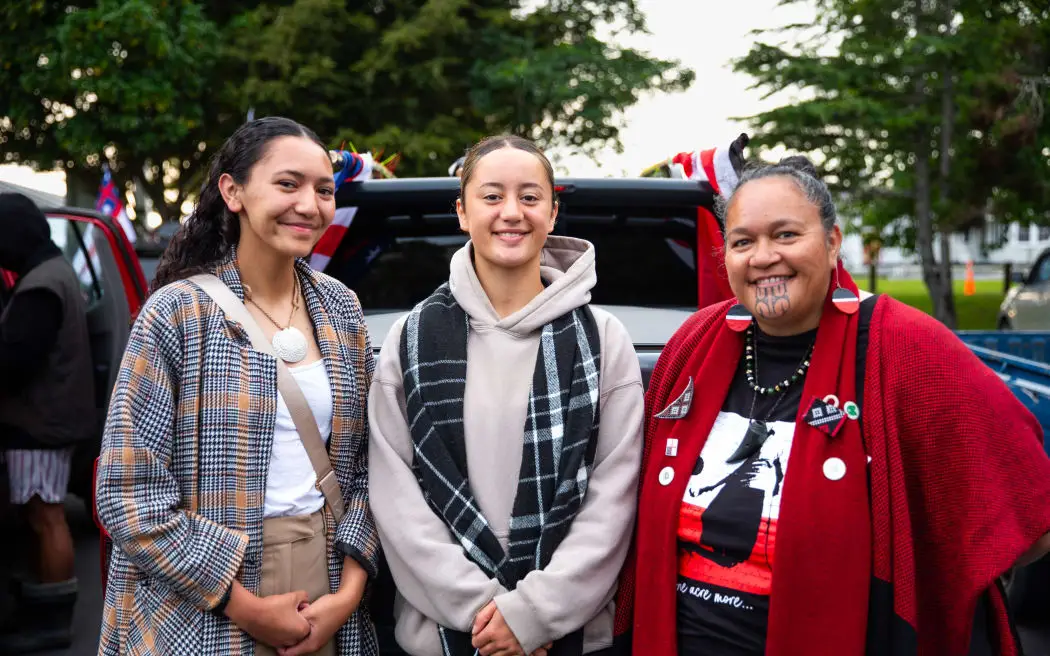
[0, 0, 817, 197]
[555, 0, 817, 176]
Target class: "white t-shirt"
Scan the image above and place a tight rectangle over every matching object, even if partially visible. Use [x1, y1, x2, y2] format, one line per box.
[264, 359, 333, 518]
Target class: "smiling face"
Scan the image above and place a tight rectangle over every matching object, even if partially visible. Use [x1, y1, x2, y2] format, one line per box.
[456, 145, 558, 274]
[219, 135, 336, 260]
[724, 176, 842, 336]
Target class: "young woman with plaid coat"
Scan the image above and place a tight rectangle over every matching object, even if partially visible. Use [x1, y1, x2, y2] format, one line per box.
[368, 136, 644, 656]
[95, 117, 380, 655]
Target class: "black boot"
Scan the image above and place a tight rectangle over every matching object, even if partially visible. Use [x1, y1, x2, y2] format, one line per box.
[0, 577, 77, 653]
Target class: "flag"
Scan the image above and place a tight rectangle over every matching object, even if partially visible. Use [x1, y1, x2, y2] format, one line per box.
[310, 152, 374, 272]
[95, 166, 136, 245]
[661, 136, 750, 308]
[70, 223, 101, 289]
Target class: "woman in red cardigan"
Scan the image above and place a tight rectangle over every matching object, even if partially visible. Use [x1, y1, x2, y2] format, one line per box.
[613, 156, 1050, 656]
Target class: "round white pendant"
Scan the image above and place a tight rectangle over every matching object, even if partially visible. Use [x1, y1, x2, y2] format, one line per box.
[272, 327, 308, 364]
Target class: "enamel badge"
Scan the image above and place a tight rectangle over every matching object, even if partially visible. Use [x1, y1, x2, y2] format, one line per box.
[804, 396, 847, 437]
[655, 377, 694, 420]
[843, 401, 860, 420]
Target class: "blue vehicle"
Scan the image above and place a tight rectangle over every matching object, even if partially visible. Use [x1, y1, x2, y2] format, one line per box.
[957, 331, 1050, 459]
[955, 332, 1050, 626]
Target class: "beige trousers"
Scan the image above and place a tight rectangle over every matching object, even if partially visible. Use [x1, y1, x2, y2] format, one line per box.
[254, 510, 335, 656]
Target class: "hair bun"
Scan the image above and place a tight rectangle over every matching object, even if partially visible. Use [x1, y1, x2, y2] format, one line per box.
[777, 156, 819, 178]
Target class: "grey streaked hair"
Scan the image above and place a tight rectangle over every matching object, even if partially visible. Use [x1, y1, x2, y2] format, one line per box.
[715, 155, 838, 234]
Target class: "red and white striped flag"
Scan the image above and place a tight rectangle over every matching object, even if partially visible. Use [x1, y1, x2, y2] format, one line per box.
[309, 152, 374, 272]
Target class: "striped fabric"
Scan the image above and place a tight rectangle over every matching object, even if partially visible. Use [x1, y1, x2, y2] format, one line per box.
[4, 447, 73, 504]
[95, 254, 379, 656]
[400, 283, 602, 655]
[669, 141, 743, 196]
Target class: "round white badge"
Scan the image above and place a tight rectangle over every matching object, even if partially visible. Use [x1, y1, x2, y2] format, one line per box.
[823, 457, 846, 481]
[658, 466, 675, 486]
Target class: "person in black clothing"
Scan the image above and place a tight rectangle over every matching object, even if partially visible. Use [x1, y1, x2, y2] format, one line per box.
[0, 192, 95, 652]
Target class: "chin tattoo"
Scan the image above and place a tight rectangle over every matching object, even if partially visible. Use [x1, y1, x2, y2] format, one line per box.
[755, 282, 791, 318]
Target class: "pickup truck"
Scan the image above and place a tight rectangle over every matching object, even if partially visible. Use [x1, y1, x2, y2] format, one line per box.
[323, 176, 726, 390]
[956, 331, 1050, 455]
[952, 332, 1050, 622]
[325, 178, 1050, 463]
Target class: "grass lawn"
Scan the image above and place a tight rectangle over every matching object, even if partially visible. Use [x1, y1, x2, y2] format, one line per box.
[864, 278, 1005, 330]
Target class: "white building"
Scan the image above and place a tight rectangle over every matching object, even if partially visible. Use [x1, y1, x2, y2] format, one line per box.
[840, 220, 1046, 279]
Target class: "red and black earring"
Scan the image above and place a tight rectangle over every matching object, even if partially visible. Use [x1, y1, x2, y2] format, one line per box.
[831, 267, 859, 314]
[726, 303, 753, 332]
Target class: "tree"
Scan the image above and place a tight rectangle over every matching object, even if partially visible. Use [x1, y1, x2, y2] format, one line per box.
[225, 0, 694, 177]
[2, 0, 693, 215]
[732, 0, 1050, 327]
[0, 0, 245, 223]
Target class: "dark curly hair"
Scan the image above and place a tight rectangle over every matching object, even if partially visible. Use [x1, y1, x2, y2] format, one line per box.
[152, 117, 327, 292]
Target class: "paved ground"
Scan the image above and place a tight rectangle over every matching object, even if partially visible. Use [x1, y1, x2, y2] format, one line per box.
[2, 496, 104, 656]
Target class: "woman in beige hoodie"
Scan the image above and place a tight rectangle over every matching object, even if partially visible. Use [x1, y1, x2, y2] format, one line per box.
[368, 136, 643, 656]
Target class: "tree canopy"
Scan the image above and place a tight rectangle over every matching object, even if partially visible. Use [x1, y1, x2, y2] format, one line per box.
[733, 0, 1050, 326]
[0, 0, 693, 221]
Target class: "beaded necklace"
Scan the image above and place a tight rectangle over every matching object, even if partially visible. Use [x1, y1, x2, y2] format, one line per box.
[728, 324, 816, 463]
[745, 323, 815, 395]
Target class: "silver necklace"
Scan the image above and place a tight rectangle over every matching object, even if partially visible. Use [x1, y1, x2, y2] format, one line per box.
[244, 275, 309, 364]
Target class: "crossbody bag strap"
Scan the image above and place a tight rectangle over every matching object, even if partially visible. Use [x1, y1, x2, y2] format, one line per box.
[188, 273, 346, 523]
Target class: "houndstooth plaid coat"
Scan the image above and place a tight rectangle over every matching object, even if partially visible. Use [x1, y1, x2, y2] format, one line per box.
[95, 254, 380, 655]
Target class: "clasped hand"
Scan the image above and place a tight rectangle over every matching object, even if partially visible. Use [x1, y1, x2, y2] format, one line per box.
[471, 601, 553, 656]
[276, 591, 358, 656]
[229, 589, 312, 649]
[225, 582, 359, 655]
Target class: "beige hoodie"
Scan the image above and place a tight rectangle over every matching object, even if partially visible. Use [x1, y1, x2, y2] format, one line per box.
[368, 236, 643, 655]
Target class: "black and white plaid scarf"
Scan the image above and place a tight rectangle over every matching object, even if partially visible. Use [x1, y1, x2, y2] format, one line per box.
[400, 282, 601, 656]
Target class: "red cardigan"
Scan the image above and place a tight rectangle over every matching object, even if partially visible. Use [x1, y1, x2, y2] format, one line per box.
[615, 283, 1050, 655]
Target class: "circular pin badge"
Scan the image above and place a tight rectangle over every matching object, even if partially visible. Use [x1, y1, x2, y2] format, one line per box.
[823, 394, 840, 408]
[843, 401, 860, 420]
[823, 457, 846, 481]
[658, 466, 675, 486]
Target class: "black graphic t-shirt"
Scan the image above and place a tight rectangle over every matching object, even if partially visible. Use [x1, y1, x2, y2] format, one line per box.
[676, 298, 875, 656]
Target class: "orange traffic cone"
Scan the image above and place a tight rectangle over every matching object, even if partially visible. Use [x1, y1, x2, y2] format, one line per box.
[963, 260, 976, 296]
